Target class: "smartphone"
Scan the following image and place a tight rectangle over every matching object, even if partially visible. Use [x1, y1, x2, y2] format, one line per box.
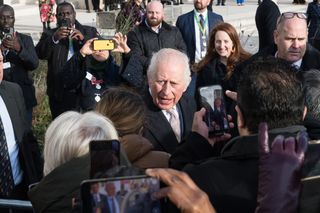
[92, 39, 115, 51]
[2, 27, 13, 39]
[60, 18, 71, 28]
[89, 140, 120, 179]
[198, 85, 229, 137]
[81, 175, 161, 213]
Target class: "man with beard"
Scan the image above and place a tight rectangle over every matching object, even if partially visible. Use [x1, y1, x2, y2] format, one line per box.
[122, 0, 187, 92]
[176, 0, 223, 95]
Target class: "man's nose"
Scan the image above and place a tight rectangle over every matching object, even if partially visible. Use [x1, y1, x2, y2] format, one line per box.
[162, 82, 172, 95]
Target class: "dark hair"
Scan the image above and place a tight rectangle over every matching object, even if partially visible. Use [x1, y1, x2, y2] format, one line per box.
[194, 22, 251, 79]
[95, 87, 146, 137]
[237, 57, 305, 133]
[0, 4, 14, 14]
[303, 69, 320, 121]
[56, 1, 75, 13]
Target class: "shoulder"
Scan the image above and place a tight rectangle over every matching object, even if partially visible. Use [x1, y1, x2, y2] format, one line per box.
[208, 11, 223, 21]
[1, 80, 21, 92]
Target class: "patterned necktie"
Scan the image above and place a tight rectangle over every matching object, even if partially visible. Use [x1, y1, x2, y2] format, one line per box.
[0, 116, 14, 197]
[167, 109, 181, 142]
[199, 14, 207, 58]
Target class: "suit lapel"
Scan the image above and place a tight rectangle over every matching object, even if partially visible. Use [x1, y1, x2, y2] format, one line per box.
[144, 92, 178, 153]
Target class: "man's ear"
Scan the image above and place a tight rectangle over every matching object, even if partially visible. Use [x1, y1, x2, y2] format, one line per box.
[236, 105, 244, 128]
[273, 30, 279, 45]
[303, 106, 307, 120]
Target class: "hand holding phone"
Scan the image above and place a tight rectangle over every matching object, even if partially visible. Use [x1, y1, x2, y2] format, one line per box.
[198, 85, 229, 137]
[81, 176, 161, 213]
[90, 140, 120, 179]
[92, 39, 115, 51]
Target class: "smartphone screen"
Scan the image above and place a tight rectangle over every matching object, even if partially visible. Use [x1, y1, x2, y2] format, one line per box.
[81, 176, 161, 213]
[198, 85, 229, 137]
[90, 140, 120, 179]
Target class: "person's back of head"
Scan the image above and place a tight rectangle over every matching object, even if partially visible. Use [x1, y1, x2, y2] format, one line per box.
[95, 87, 146, 137]
[303, 69, 320, 121]
[237, 57, 305, 134]
[43, 111, 118, 176]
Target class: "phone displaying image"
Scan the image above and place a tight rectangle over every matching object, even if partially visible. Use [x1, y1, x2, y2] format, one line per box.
[198, 85, 229, 137]
[90, 140, 120, 179]
[81, 176, 161, 213]
[92, 39, 115, 51]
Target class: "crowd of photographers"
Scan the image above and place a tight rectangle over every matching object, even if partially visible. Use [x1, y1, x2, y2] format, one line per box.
[0, 0, 320, 212]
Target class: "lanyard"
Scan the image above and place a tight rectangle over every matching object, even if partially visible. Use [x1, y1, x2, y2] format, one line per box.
[194, 13, 208, 36]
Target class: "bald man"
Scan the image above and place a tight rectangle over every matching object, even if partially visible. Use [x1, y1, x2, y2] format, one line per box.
[242, 12, 320, 72]
[122, 0, 187, 92]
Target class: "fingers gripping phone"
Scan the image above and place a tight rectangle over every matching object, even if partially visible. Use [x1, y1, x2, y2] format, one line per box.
[89, 140, 120, 179]
[81, 176, 161, 213]
[198, 85, 229, 137]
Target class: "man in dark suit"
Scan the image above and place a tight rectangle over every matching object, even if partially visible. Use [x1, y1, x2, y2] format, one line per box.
[0, 4, 39, 125]
[175, 0, 223, 95]
[36, 1, 98, 119]
[240, 12, 320, 73]
[143, 48, 196, 154]
[255, 0, 280, 51]
[0, 51, 42, 204]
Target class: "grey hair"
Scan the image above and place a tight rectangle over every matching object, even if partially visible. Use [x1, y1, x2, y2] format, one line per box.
[43, 111, 118, 176]
[147, 48, 191, 87]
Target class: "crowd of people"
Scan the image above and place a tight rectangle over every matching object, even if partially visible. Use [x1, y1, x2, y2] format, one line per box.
[0, 0, 320, 212]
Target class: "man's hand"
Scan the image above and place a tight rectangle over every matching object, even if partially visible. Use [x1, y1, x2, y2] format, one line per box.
[192, 108, 233, 146]
[53, 26, 71, 41]
[1, 32, 21, 52]
[112, 32, 131, 54]
[146, 168, 216, 213]
[70, 28, 84, 41]
[225, 90, 237, 101]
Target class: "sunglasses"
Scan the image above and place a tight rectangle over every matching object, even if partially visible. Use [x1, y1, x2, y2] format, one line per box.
[277, 12, 307, 24]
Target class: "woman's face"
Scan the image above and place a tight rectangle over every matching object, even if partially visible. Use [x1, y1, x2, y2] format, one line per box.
[214, 30, 234, 59]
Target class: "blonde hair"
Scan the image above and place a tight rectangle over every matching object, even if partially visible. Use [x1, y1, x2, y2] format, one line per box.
[43, 111, 118, 176]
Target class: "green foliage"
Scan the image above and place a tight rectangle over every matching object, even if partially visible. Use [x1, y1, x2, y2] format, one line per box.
[32, 60, 51, 146]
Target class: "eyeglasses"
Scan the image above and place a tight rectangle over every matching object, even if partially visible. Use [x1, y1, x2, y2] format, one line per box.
[277, 12, 307, 25]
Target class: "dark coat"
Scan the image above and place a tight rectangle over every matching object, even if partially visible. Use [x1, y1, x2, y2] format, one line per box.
[123, 20, 187, 91]
[176, 10, 223, 64]
[307, 2, 320, 41]
[60, 52, 120, 111]
[170, 125, 320, 213]
[255, 0, 280, 51]
[3, 32, 39, 109]
[35, 20, 98, 115]
[142, 92, 196, 154]
[0, 81, 42, 192]
[28, 154, 90, 213]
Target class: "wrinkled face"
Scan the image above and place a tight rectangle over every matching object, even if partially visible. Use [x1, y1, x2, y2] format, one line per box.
[0, 8, 15, 32]
[274, 17, 308, 63]
[146, 2, 164, 27]
[214, 30, 234, 59]
[92, 50, 109, 62]
[149, 59, 188, 110]
[105, 183, 116, 196]
[194, 0, 210, 12]
[57, 5, 76, 27]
